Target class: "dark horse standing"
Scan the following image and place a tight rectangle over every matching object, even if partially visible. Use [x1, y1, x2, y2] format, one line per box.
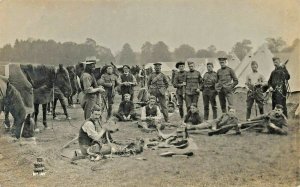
[20, 64, 72, 130]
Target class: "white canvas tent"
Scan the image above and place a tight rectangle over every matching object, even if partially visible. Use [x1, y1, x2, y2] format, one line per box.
[235, 44, 274, 87]
[227, 53, 241, 70]
[186, 57, 222, 76]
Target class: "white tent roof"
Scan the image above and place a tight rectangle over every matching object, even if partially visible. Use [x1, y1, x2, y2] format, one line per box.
[186, 58, 223, 76]
[235, 44, 274, 87]
[227, 53, 241, 70]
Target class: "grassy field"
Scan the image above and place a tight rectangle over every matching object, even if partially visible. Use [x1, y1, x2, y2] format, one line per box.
[0, 86, 299, 187]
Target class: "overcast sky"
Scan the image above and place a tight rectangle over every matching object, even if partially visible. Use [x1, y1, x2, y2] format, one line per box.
[0, 0, 299, 54]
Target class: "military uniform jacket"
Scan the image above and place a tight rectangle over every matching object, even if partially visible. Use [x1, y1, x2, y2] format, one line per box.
[185, 70, 202, 95]
[216, 67, 238, 92]
[268, 67, 290, 95]
[173, 71, 187, 95]
[147, 72, 169, 96]
[98, 73, 119, 96]
[80, 72, 98, 96]
[202, 71, 217, 94]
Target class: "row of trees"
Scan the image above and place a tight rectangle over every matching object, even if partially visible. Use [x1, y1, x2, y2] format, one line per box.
[0, 37, 298, 66]
[0, 38, 115, 65]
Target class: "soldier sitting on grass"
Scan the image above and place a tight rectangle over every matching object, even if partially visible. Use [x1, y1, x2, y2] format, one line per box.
[184, 103, 203, 125]
[137, 95, 164, 132]
[113, 93, 138, 121]
[77, 108, 116, 161]
[247, 104, 288, 135]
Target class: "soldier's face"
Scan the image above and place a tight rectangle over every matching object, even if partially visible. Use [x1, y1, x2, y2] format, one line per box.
[220, 61, 226, 68]
[123, 67, 129, 73]
[273, 59, 280, 67]
[154, 66, 161, 72]
[92, 110, 102, 119]
[178, 65, 185, 71]
[188, 63, 195, 70]
[228, 109, 236, 117]
[207, 64, 213, 72]
[190, 106, 197, 113]
[86, 64, 96, 72]
[251, 63, 258, 72]
[124, 94, 131, 101]
[274, 108, 283, 116]
[149, 99, 156, 105]
[107, 67, 113, 74]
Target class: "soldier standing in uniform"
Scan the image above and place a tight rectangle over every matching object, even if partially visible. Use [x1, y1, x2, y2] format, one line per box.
[216, 57, 238, 113]
[185, 61, 202, 111]
[173, 61, 186, 118]
[119, 65, 137, 101]
[147, 63, 169, 122]
[268, 57, 290, 117]
[139, 64, 147, 87]
[80, 58, 105, 120]
[245, 61, 266, 120]
[99, 65, 120, 120]
[201, 62, 218, 120]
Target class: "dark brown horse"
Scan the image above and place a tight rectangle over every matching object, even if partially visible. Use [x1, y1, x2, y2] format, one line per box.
[0, 76, 34, 138]
[19, 64, 72, 130]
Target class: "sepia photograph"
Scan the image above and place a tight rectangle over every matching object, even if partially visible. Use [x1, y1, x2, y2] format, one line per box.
[0, 0, 299, 186]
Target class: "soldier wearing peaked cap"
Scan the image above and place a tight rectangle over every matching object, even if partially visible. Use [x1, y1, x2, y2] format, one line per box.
[173, 61, 187, 118]
[216, 57, 238, 113]
[185, 61, 202, 111]
[268, 57, 290, 117]
[201, 62, 218, 120]
[147, 62, 169, 122]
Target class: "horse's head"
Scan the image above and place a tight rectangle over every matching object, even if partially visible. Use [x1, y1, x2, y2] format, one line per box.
[55, 65, 72, 98]
[75, 62, 85, 77]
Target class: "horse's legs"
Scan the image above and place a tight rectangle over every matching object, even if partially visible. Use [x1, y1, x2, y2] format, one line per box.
[4, 110, 11, 129]
[52, 98, 58, 119]
[34, 103, 39, 129]
[47, 102, 51, 113]
[42, 104, 47, 127]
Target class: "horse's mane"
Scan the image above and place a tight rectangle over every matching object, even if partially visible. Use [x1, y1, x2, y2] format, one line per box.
[20, 64, 55, 88]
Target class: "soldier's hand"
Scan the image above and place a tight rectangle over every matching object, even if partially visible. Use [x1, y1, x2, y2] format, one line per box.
[269, 87, 274, 92]
[247, 119, 251, 122]
[97, 86, 105, 93]
[182, 82, 186, 86]
[196, 89, 200, 93]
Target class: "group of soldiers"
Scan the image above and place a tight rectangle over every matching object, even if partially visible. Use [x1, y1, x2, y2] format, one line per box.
[77, 55, 291, 123]
[74, 56, 291, 160]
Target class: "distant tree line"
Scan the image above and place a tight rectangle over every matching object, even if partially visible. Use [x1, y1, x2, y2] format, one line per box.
[0, 38, 115, 65]
[0, 37, 298, 66]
